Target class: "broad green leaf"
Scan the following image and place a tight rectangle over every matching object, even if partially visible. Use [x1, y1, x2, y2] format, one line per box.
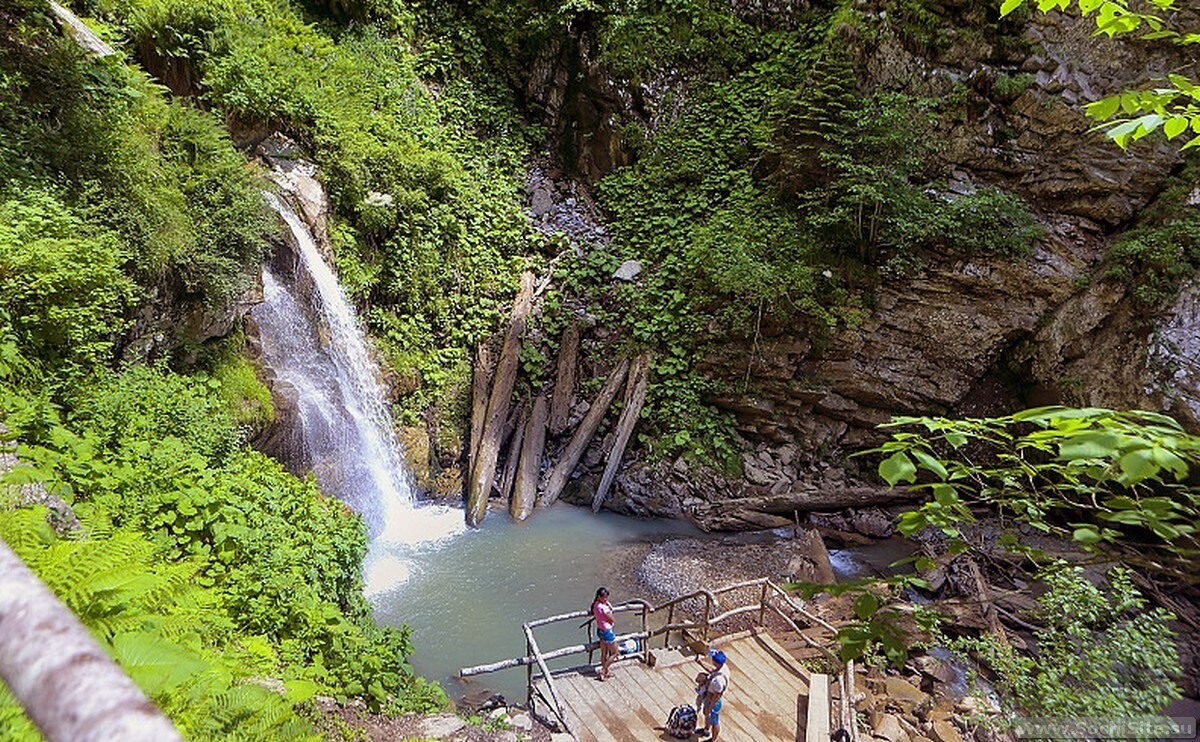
[854, 592, 879, 620]
[1073, 525, 1103, 544]
[1106, 119, 1144, 141]
[283, 679, 321, 703]
[1131, 113, 1164, 140]
[897, 511, 928, 536]
[879, 631, 909, 665]
[111, 632, 206, 697]
[932, 483, 958, 506]
[1057, 431, 1122, 460]
[1085, 95, 1123, 120]
[879, 452, 917, 486]
[1151, 447, 1189, 478]
[1000, 0, 1025, 15]
[911, 449, 949, 480]
[1118, 448, 1158, 484]
[945, 431, 968, 448]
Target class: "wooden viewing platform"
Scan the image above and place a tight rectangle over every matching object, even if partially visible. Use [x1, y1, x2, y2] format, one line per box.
[460, 578, 857, 742]
[538, 628, 820, 742]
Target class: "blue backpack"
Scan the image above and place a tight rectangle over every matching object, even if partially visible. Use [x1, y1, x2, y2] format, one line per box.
[666, 704, 697, 738]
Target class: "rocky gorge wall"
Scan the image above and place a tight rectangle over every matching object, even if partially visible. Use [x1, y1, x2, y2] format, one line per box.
[515, 2, 1200, 529]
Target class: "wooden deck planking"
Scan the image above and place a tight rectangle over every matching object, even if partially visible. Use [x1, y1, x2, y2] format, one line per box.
[535, 630, 809, 741]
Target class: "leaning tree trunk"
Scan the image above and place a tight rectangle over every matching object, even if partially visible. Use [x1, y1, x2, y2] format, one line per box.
[511, 393, 549, 521]
[0, 539, 181, 742]
[498, 401, 529, 507]
[468, 344, 493, 476]
[467, 272, 535, 526]
[548, 323, 580, 436]
[592, 352, 651, 512]
[539, 358, 630, 508]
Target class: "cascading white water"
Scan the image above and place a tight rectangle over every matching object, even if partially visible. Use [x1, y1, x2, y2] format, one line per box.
[255, 193, 464, 547]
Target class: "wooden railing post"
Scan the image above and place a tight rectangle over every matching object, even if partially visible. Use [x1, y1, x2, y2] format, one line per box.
[640, 604, 650, 665]
[703, 594, 712, 642]
[666, 605, 675, 647]
[526, 636, 534, 709]
[759, 581, 768, 626]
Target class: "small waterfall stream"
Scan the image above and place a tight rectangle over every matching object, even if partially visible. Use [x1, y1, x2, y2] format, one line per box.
[255, 193, 464, 546]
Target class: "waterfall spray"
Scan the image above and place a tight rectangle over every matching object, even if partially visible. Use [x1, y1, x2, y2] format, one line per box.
[255, 193, 464, 547]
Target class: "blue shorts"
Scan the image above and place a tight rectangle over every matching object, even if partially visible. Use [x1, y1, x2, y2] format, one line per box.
[598, 628, 616, 643]
[707, 698, 722, 726]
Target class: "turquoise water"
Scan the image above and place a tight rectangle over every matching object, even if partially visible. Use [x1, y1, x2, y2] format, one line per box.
[364, 502, 700, 703]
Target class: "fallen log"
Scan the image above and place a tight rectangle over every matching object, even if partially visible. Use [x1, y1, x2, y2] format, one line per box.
[467, 272, 535, 526]
[539, 358, 630, 508]
[692, 485, 919, 519]
[592, 352, 651, 512]
[0, 540, 182, 742]
[512, 393, 549, 521]
[964, 555, 1010, 647]
[548, 324, 580, 435]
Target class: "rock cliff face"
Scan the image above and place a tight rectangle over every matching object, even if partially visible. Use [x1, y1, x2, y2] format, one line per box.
[520, 4, 1200, 527]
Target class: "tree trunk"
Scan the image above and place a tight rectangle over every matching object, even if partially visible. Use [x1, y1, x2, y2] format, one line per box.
[467, 272, 536, 526]
[468, 344, 493, 476]
[690, 485, 919, 530]
[498, 400, 528, 506]
[512, 393, 549, 521]
[0, 539, 182, 742]
[548, 324, 580, 436]
[539, 358, 630, 508]
[592, 352, 651, 512]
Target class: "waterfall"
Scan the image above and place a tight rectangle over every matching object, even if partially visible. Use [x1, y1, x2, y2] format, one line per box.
[255, 193, 463, 548]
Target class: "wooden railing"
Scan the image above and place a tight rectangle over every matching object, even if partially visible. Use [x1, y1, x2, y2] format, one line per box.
[459, 578, 857, 741]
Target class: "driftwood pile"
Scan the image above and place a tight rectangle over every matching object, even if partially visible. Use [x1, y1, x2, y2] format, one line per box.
[464, 272, 652, 526]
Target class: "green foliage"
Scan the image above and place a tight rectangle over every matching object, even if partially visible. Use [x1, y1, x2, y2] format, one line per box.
[791, 575, 938, 666]
[1106, 164, 1200, 307]
[775, 86, 1042, 265]
[869, 406, 1200, 580]
[991, 72, 1035, 100]
[0, 507, 317, 740]
[0, 18, 267, 307]
[582, 9, 1039, 458]
[90, 0, 538, 408]
[0, 191, 135, 378]
[594, 0, 758, 79]
[1, 358, 448, 720]
[67, 364, 241, 466]
[940, 562, 1181, 719]
[209, 348, 277, 433]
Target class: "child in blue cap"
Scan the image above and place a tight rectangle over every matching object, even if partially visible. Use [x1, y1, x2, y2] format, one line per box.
[696, 649, 730, 740]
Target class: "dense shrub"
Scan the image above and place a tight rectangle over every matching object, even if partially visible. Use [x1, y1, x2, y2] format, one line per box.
[0, 191, 135, 378]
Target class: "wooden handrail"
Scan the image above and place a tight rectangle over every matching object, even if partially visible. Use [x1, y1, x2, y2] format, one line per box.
[461, 630, 651, 677]
[523, 624, 571, 736]
[525, 599, 651, 629]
